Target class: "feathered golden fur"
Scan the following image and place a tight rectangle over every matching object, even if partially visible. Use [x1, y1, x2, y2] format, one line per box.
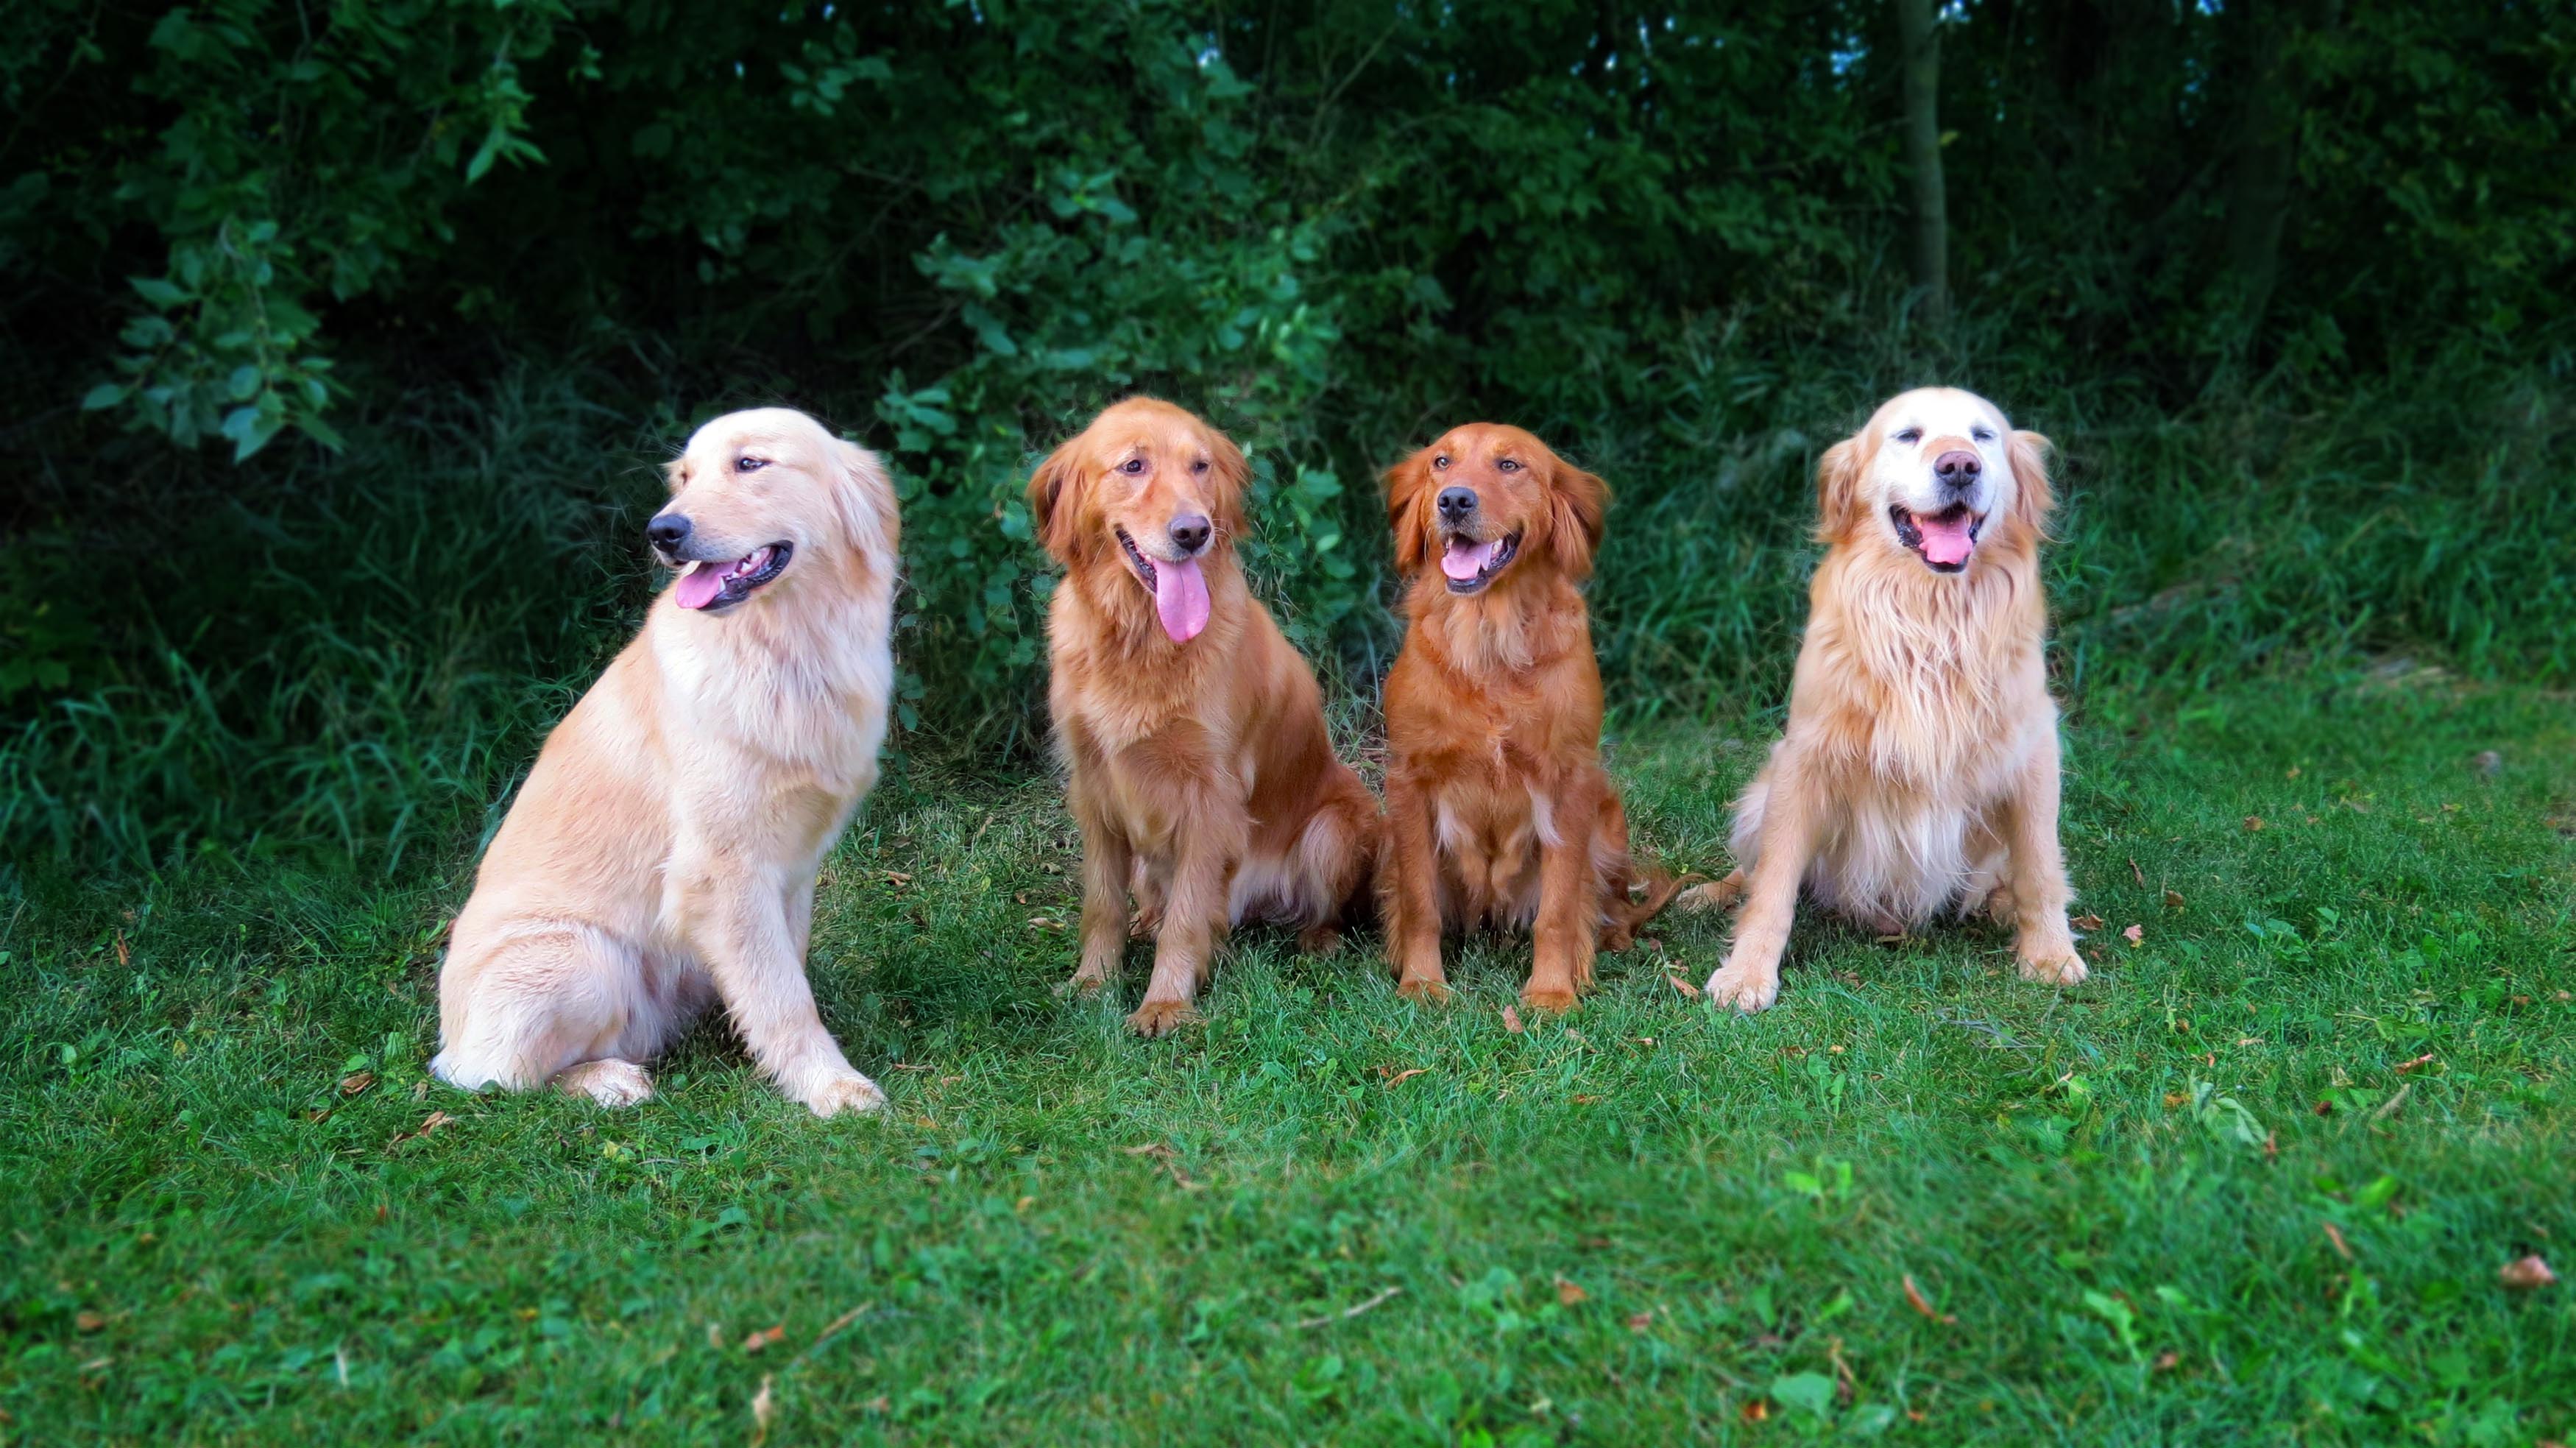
[1032, 398, 1381, 1036]
[1377, 423, 1684, 1014]
[432, 408, 899, 1114]
[1689, 387, 2085, 1011]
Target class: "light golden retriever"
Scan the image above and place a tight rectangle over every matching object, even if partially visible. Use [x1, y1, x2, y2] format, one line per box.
[1378, 424, 1685, 1012]
[1689, 387, 2086, 1011]
[431, 407, 899, 1115]
[1030, 398, 1381, 1036]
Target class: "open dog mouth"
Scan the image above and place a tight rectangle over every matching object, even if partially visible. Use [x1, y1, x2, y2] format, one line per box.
[673, 542, 792, 611]
[1889, 504, 1982, 573]
[1440, 531, 1521, 593]
[1115, 527, 1210, 644]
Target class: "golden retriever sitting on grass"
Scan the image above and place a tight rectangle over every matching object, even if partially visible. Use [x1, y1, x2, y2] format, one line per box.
[1030, 398, 1381, 1036]
[431, 407, 899, 1115]
[1690, 387, 2087, 1011]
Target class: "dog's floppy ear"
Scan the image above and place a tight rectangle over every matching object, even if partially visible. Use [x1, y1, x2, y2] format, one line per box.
[1543, 454, 1610, 582]
[833, 437, 900, 559]
[1026, 437, 1086, 562]
[1812, 434, 1866, 542]
[1206, 423, 1250, 543]
[2007, 428, 2056, 540]
[662, 456, 691, 495]
[1383, 445, 1438, 575]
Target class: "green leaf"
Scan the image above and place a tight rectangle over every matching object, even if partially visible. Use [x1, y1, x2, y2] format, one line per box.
[128, 276, 188, 308]
[227, 366, 262, 401]
[80, 384, 127, 411]
[1768, 1371, 1835, 1417]
[221, 406, 283, 462]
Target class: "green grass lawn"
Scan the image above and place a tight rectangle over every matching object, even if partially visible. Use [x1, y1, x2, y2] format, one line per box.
[4, 670, 2571, 1445]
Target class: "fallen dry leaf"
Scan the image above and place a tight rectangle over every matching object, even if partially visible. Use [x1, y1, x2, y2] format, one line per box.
[2499, 1255, 2557, 1290]
[1571, 1093, 1602, 1104]
[114, 930, 131, 967]
[2129, 858, 2146, 887]
[741, 1324, 786, 1353]
[2244, 816, 2265, 832]
[750, 1373, 775, 1444]
[2122, 924, 2144, 945]
[1501, 1006, 1525, 1034]
[2072, 912, 2104, 932]
[1740, 1399, 1771, 1424]
[2313, 1100, 2332, 1116]
[2153, 1350, 2180, 1372]
[338, 1070, 375, 1098]
[1026, 917, 1066, 930]
[1554, 1276, 1588, 1307]
[861, 1395, 891, 1413]
[1627, 1310, 1653, 1332]
[1902, 1273, 1957, 1324]
[1666, 973, 1700, 998]
[882, 870, 913, 886]
[1379, 1067, 1428, 1087]
[2164, 889, 2185, 908]
[2164, 1092, 2188, 1108]
[2394, 1053, 2435, 1074]
[2323, 1223, 2353, 1260]
[75, 1310, 105, 1332]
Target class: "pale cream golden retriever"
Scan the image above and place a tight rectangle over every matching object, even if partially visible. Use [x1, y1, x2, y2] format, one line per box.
[1031, 398, 1381, 1036]
[1689, 387, 2086, 1011]
[431, 407, 899, 1115]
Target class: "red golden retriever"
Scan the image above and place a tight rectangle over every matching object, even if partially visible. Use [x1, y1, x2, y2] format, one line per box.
[1030, 398, 1381, 1036]
[1377, 424, 1684, 1011]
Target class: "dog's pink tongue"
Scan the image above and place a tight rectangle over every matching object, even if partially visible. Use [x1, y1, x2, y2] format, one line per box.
[1154, 556, 1209, 643]
[675, 563, 725, 610]
[1443, 537, 1498, 582]
[1917, 512, 1976, 567]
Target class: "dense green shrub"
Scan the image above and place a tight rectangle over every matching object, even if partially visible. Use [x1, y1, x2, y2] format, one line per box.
[3, 0, 2570, 866]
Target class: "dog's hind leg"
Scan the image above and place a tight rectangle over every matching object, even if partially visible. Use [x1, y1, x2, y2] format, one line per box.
[432, 925, 679, 1106]
[1290, 778, 1381, 955]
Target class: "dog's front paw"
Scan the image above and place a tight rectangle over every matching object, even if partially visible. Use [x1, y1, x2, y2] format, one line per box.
[1702, 961, 1780, 1014]
[555, 1058, 654, 1107]
[2017, 945, 2089, 986]
[1519, 986, 1579, 1015]
[798, 1071, 888, 1119]
[1127, 997, 1203, 1038]
[1395, 974, 1454, 1004]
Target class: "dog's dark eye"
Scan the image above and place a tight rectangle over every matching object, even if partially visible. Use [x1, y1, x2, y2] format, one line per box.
[1191, 458, 1209, 474]
[1972, 428, 1995, 442]
[1894, 429, 1922, 445]
[1120, 458, 1147, 476]
[1432, 455, 1449, 470]
[735, 456, 768, 473]
[1497, 458, 1521, 473]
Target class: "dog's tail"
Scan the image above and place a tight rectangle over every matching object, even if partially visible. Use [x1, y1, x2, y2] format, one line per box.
[1676, 870, 1747, 914]
[1599, 866, 1702, 952]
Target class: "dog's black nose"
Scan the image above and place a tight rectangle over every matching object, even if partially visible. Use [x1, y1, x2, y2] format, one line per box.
[1933, 451, 1981, 489]
[1167, 513, 1211, 554]
[1436, 486, 1478, 520]
[647, 514, 692, 550]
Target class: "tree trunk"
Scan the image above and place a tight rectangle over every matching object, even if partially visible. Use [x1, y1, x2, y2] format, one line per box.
[2221, 10, 2296, 333]
[2221, 0, 2338, 341]
[1895, 0, 1949, 330]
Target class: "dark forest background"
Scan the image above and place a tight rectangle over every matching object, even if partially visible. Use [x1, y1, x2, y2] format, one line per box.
[3, 0, 2570, 872]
